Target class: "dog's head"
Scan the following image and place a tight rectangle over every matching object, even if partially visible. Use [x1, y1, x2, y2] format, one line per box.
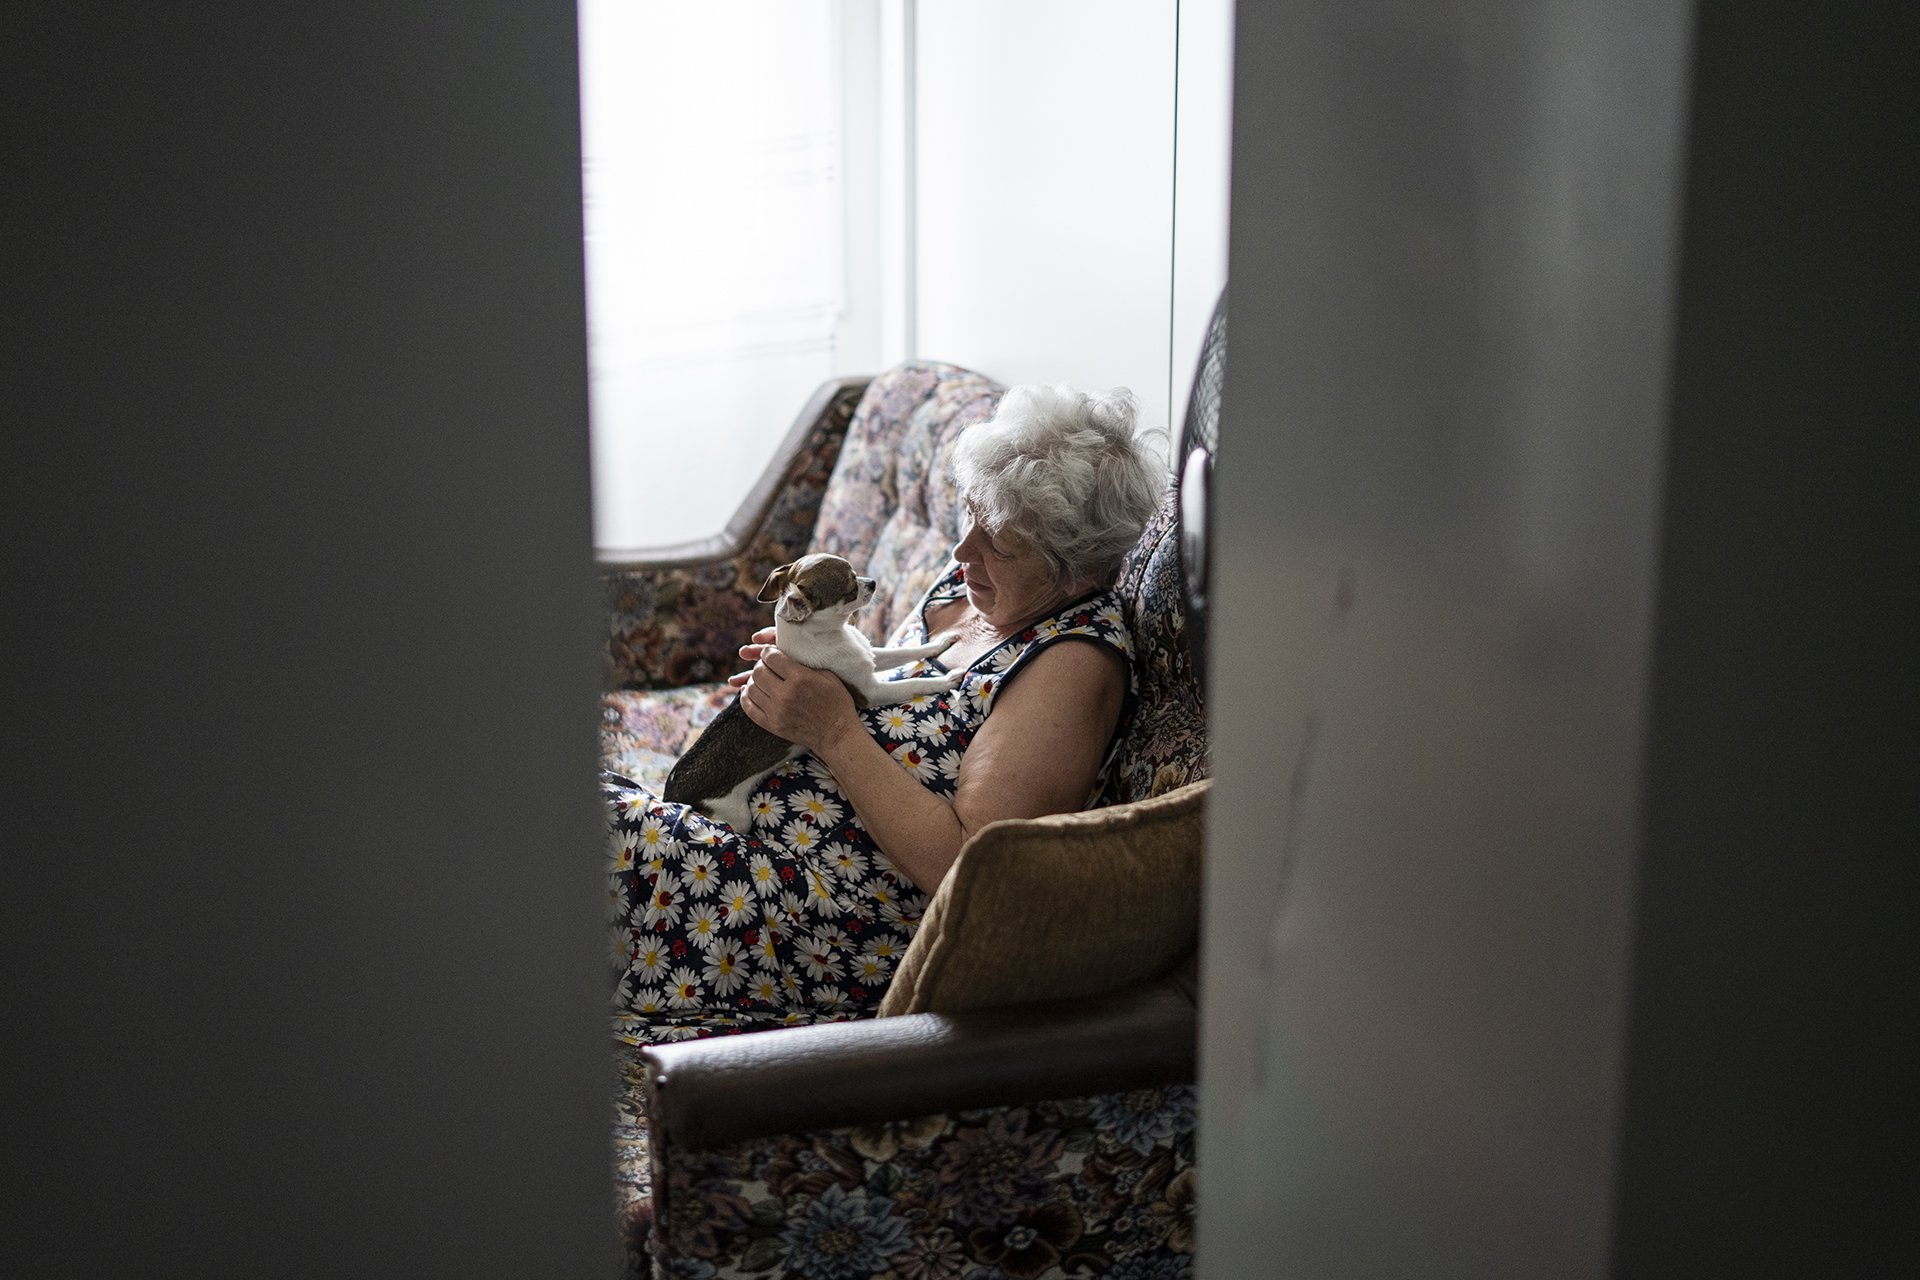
[757, 553, 877, 625]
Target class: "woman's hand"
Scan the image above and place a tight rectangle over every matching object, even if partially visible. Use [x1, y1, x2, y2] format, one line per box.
[736, 647, 860, 755]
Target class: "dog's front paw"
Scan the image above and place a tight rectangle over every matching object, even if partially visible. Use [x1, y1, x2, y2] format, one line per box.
[931, 630, 960, 655]
[943, 668, 968, 691]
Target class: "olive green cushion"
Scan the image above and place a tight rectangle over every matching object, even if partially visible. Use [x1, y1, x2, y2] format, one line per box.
[878, 780, 1209, 1016]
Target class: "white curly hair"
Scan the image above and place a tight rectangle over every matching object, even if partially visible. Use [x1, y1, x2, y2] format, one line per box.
[948, 383, 1168, 592]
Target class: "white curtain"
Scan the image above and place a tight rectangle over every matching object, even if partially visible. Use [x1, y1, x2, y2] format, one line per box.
[580, 2, 847, 553]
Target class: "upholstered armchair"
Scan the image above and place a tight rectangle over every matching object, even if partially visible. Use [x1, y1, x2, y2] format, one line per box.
[601, 343, 1217, 1278]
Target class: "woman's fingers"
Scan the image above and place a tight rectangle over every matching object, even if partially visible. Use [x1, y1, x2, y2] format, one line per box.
[731, 647, 783, 689]
[738, 672, 781, 732]
[736, 636, 788, 672]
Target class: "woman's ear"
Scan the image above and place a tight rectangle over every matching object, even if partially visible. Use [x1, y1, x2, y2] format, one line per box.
[757, 563, 793, 603]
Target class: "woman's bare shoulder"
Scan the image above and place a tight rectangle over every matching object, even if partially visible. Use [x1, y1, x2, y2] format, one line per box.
[997, 631, 1128, 711]
[949, 638, 1126, 828]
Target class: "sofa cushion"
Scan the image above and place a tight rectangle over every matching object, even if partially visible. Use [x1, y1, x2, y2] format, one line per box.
[877, 779, 1209, 1016]
[1100, 492, 1211, 805]
[599, 680, 733, 791]
[812, 361, 1004, 643]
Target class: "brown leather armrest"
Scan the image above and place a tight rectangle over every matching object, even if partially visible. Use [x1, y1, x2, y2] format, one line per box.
[640, 978, 1196, 1152]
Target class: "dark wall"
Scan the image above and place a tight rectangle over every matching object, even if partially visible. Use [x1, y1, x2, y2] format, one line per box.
[2, 6, 612, 1276]
[1197, 3, 1689, 1273]
[1197, 0, 1910, 1275]
[1611, 3, 1910, 1272]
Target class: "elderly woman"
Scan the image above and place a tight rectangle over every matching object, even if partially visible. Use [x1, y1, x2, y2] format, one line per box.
[604, 384, 1164, 1043]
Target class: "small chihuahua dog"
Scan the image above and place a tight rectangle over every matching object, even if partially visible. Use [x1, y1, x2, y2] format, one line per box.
[663, 553, 961, 831]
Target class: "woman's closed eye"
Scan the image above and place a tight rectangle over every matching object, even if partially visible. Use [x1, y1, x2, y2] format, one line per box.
[964, 505, 1014, 559]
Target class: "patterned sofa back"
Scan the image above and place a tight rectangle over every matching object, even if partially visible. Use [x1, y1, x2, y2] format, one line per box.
[812, 362, 1003, 641]
[810, 361, 1209, 806]
[1100, 491, 1210, 805]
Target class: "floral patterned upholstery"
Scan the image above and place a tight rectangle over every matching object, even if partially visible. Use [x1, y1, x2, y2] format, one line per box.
[1095, 494, 1210, 807]
[601, 681, 733, 793]
[616, 1040, 1199, 1280]
[642, 1080, 1197, 1280]
[613, 1047, 659, 1269]
[811, 361, 1005, 644]
[600, 361, 1210, 1279]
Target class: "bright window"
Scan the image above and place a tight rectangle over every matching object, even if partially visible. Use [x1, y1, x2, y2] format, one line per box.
[578, 2, 882, 555]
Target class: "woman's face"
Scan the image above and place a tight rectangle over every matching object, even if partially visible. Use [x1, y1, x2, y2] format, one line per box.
[953, 498, 1071, 630]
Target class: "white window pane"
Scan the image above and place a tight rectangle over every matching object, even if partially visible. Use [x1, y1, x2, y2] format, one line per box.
[580, 1, 848, 553]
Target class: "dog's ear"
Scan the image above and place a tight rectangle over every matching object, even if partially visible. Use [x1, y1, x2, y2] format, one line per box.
[776, 589, 814, 624]
[757, 563, 793, 603]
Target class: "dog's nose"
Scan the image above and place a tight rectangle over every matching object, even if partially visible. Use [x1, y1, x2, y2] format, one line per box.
[858, 577, 874, 591]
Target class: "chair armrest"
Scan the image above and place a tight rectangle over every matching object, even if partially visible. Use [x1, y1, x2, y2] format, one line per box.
[640, 978, 1196, 1152]
[598, 376, 869, 690]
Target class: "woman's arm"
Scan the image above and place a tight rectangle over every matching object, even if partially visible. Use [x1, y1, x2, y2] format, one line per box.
[736, 639, 1126, 894]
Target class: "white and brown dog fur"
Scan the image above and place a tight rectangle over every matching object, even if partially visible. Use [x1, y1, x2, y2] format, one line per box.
[662, 553, 961, 831]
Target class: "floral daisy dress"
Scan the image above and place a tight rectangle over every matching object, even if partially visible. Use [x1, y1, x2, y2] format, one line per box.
[603, 561, 1134, 1045]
